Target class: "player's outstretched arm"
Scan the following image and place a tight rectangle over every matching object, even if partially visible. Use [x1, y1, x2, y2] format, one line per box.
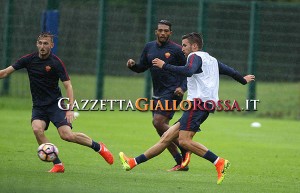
[218, 61, 253, 85]
[126, 58, 149, 73]
[243, 75, 255, 83]
[0, 66, 15, 79]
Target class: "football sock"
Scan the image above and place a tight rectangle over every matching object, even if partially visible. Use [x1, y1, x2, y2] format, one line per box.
[91, 140, 101, 152]
[178, 145, 187, 159]
[174, 153, 183, 165]
[135, 154, 148, 165]
[203, 150, 218, 164]
[53, 157, 62, 165]
[213, 157, 220, 165]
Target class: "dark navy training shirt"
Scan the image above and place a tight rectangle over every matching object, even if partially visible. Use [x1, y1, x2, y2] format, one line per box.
[129, 40, 187, 98]
[12, 52, 70, 107]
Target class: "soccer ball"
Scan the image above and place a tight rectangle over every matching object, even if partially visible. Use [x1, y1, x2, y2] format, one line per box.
[37, 143, 59, 162]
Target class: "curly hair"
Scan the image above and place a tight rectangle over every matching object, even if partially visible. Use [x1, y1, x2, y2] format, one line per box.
[158, 19, 172, 31]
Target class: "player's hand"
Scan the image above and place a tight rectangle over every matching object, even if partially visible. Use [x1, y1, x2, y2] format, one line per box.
[152, 58, 165, 68]
[127, 59, 136, 68]
[244, 75, 255, 83]
[174, 87, 184, 97]
[65, 110, 75, 123]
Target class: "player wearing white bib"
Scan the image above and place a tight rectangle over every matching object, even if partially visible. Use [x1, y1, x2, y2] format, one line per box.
[119, 32, 255, 185]
[185, 51, 219, 103]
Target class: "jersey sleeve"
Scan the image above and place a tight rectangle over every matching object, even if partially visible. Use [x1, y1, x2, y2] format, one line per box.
[177, 50, 188, 91]
[129, 44, 151, 73]
[54, 58, 70, 82]
[218, 61, 247, 85]
[12, 54, 31, 70]
[163, 53, 202, 77]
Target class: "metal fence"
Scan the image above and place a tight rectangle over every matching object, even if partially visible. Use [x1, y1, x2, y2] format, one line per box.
[0, 0, 299, 119]
[1, 0, 299, 79]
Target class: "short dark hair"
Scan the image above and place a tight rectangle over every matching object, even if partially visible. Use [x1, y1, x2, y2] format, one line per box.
[158, 19, 172, 31]
[37, 32, 54, 42]
[182, 32, 203, 50]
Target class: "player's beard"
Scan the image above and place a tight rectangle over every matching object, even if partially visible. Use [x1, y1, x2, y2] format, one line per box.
[39, 48, 50, 58]
[158, 36, 169, 44]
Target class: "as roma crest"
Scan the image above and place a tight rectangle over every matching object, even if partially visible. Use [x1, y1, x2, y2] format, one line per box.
[165, 52, 171, 59]
[45, 65, 51, 72]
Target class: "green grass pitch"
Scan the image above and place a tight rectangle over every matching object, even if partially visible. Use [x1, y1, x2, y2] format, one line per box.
[0, 109, 299, 193]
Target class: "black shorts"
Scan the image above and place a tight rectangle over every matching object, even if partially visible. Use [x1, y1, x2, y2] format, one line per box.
[152, 94, 182, 120]
[31, 101, 72, 130]
[178, 103, 211, 132]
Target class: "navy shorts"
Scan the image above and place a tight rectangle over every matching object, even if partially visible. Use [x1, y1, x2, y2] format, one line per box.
[31, 100, 72, 130]
[152, 94, 182, 120]
[178, 103, 211, 132]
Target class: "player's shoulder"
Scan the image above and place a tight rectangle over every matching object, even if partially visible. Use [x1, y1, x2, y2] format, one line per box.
[143, 41, 157, 52]
[19, 52, 38, 60]
[14, 52, 38, 66]
[145, 41, 156, 47]
[12, 52, 37, 69]
[168, 40, 182, 49]
[190, 51, 207, 57]
[187, 52, 202, 60]
[50, 53, 65, 65]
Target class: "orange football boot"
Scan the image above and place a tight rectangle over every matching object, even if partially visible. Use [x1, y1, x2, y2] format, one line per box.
[215, 158, 230, 184]
[48, 164, 65, 173]
[119, 152, 136, 171]
[99, 142, 114, 165]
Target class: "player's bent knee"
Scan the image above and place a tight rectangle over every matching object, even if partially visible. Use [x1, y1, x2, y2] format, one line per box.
[153, 119, 168, 133]
[58, 125, 75, 142]
[32, 126, 44, 136]
[31, 121, 46, 134]
[178, 138, 189, 149]
[152, 119, 161, 129]
[59, 133, 75, 142]
[60, 135, 73, 142]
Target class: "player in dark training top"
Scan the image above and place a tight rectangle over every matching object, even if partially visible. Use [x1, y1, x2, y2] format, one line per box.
[0, 32, 114, 172]
[127, 20, 190, 171]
